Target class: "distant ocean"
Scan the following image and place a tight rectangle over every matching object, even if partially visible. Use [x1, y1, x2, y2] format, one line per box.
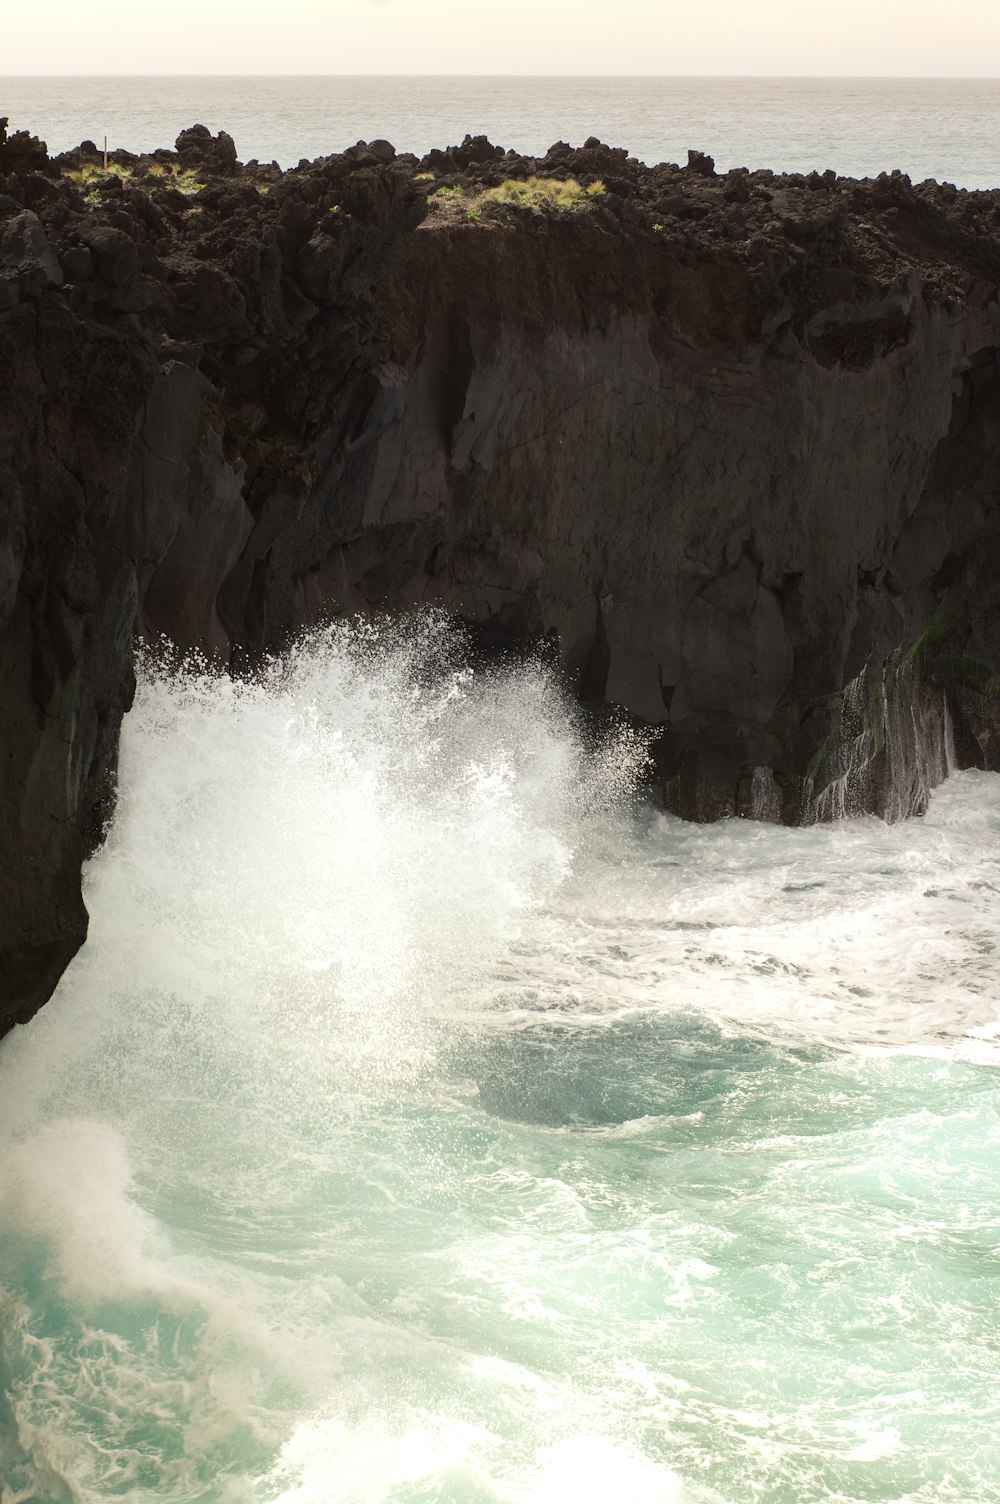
[2, 74, 999, 187]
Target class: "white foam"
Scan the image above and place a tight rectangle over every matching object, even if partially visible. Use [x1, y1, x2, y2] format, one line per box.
[266, 1418, 701, 1504]
[1, 619, 997, 1504]
[0, 1120, 171, 1307]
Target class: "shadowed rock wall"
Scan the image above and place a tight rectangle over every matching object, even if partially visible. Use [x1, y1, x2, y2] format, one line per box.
[2, 118, 999, 1033]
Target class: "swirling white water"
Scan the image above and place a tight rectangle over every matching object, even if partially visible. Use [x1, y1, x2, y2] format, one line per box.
[1, 618, 999, 1504]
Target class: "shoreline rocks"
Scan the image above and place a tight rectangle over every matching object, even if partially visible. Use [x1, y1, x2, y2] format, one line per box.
[2, 116, 999, 1033]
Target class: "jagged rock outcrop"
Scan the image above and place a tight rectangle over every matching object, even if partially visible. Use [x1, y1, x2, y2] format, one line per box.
[2, 116, 999, 1033]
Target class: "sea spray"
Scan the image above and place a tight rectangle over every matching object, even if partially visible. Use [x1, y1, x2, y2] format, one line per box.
[1, 618, 998, 1503]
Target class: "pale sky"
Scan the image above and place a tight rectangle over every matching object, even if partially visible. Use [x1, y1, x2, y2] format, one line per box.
[3, 0, 998, 76]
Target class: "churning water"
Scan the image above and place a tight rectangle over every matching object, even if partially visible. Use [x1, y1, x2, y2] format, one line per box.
[1, 618, 999, 1504]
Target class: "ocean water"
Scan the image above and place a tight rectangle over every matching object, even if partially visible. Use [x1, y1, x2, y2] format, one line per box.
[2, 75, 1000, 187]
[1, 618, 998, 1504]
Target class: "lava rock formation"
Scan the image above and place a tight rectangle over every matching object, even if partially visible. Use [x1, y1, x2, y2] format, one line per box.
[2, 117, 999, 1033]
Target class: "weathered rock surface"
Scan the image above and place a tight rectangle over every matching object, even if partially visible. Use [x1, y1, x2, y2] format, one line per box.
[2, 115, 1000, 1033]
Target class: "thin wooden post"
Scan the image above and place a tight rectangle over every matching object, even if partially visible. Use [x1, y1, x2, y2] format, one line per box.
[103, 135, 108, 171]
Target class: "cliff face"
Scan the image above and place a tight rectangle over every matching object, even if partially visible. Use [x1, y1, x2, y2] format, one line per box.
[2, 119, 1000, 1034]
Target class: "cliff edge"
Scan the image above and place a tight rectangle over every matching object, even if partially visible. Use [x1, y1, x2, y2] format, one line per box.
[2, 117, 999, 1033]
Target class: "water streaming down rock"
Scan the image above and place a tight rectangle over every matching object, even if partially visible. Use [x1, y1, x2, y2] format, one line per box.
[665, 653, 965, 828]
[805, 651, 958, 824]
[748, 765, 783, 823]
[731, 584, 1000, 830]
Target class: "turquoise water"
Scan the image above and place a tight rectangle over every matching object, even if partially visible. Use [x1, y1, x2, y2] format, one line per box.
[1, 620, 999, 1503]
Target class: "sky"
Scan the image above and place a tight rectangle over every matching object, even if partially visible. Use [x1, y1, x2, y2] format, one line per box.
[3, 0, 998, 76]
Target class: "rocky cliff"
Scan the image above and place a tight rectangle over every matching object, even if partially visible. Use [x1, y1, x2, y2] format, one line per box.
[2, 117, 999, 1034]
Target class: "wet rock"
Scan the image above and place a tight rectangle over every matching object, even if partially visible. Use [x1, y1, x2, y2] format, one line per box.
[2, 117, 1000, 1033]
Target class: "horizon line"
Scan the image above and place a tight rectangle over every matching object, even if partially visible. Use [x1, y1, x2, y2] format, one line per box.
[3, 71, 1000, 81]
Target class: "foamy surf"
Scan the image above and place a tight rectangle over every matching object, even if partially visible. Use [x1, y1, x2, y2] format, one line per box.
[1, 618, 998, 1504]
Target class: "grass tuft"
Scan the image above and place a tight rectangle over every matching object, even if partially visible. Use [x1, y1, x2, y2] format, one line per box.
[482, 176, 605, 210]
[67, 161, 205, 195]
[66, 161, 133, 189]
[421, 173, 606, 227]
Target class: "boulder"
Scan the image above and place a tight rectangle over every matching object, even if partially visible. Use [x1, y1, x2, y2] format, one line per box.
[175, 124, 239, 177]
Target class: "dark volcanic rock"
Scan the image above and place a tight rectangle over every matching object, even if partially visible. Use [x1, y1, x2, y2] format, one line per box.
[2, 209, 63, 292]
[686, 148, 716, 177]
[175, 124, 239, 176]
[2, 120, 1000, 1035]
[0, 117, 53, 176]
